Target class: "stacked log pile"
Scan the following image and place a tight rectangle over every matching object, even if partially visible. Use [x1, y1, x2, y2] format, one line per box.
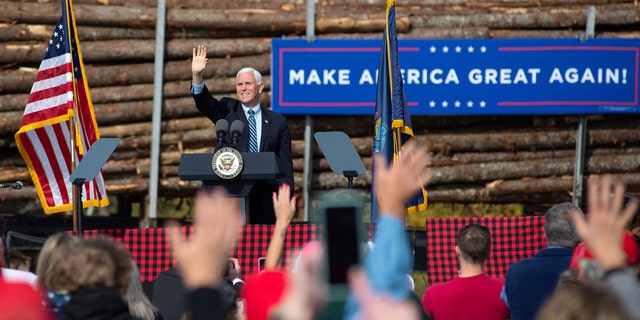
[0, 0, 639, 216]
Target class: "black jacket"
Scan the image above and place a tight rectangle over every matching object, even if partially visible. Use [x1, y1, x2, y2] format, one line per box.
[57, 286, 135, 320]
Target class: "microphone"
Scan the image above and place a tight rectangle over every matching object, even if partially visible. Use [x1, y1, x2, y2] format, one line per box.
[215, 119, 229, 149]
[229, 120, 244, 148]
[0, 181, 23, 190]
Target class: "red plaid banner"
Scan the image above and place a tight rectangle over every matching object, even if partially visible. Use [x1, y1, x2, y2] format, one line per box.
[77, 225, 321, 282]
[425, 216, 546, 285]
[73, 219, 542, 283]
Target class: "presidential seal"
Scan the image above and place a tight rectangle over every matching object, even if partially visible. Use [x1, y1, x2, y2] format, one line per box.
[211, 147, 244, 179]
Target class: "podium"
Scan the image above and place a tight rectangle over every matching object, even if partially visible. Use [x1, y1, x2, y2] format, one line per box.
[178, 151, 284, 223]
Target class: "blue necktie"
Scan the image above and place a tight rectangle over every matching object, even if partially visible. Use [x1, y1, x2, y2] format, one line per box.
[247, 109, 258, 153]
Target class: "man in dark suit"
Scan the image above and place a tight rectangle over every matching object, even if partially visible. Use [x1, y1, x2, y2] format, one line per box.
[190, 45, 293, 224]
[501, 202, 581, 320]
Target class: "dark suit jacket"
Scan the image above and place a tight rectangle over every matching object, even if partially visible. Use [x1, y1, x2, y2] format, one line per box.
[152, 268, 186, 320]
[504, 246, 573, 320]
[192, 84, 294, 223]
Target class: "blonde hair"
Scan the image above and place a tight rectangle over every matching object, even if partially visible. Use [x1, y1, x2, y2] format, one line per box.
[36, 232, 78, 291]
[44, 237, 131, 294]
[537, 281, 631, 320]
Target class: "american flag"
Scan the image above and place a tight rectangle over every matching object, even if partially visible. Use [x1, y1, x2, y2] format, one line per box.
[14, 0, 108, 214]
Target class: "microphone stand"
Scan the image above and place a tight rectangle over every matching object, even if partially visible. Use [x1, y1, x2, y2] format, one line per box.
[217, 132, 227, 149]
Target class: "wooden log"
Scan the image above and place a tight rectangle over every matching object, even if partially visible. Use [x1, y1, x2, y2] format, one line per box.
[5, 0, 637, 31]
[431, 153, 640, 184]
[0, 54, 272, 94]
[317, 27, 491, 40]
[0, 68, 38, 95]
[3, 169, 639, 205]
[430, 147, 640, 166]
[416, 125, 640, 153]
[315, 16, 409, 33]
[0, 23, 156, 42]
[2, 2, 406, 34]
[98, 117, 213, 138]
[485, 173, 640, 195]
[0, 75, 273, 111]
[408, 4, 640, 29]
[490, 30, 640, 40]
[1, 96, 207, 134]
[3, 2, 157, 27]
[67, 0, 633, 9]
[0, 38, 271, 64]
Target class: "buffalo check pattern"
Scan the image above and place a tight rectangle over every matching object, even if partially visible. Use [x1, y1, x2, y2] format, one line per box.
[80, 224, 322, 282]
[424, 216, 546, 285]
[77, 218, 542, 284]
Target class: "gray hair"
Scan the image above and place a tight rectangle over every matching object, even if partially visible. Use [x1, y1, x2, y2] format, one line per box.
[236, 67, 263, 84]
[124, 261, 159, 320]
[544, 202, 581, 248]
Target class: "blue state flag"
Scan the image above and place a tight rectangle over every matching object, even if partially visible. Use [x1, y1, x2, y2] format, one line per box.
[372, 0, 427, 221]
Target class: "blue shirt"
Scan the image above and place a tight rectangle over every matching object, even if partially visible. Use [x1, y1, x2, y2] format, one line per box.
[344, 215, 412, 320]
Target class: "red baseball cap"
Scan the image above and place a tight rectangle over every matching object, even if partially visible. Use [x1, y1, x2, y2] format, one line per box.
[570, 231, 639, 268]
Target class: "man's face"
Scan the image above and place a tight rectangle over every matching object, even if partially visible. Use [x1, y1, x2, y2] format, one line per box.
[236, 71, 263, 108]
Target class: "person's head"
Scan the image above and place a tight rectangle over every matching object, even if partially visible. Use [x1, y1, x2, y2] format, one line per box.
[36, 233, 78, 291]
[236, 67, 264, 108]
[570, 231, 639, 269]
[51, 238, 131, 294]
[536, 281, 631, 320]
[455, 224, 491, 265]
[556, 268, 581, 289]
[544, 202, 580, 248]
[124, 261, 159, 320]
[85, 238, 132, 295]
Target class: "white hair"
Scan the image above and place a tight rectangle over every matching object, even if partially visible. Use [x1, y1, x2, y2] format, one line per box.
[236, 67, 263, 84]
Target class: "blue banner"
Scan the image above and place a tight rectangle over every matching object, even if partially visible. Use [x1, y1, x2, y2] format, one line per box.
[271, 38, 639, 115]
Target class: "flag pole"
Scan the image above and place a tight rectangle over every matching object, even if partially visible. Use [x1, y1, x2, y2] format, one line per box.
[66, 0, 79, 234]
[70, 115, 78, 233]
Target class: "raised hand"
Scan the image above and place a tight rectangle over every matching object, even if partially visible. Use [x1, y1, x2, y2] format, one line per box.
[373, 141, 433, 218]
[191, 45, 208, 84]
[570, 175, 639, 271]
[265, 184, 297, 270]
[273, 184, 296, 226]
[166, 187, 242, 290]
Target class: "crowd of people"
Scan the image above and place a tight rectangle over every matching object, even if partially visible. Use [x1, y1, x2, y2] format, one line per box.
[0, 140, 638, 320]
[0, 58, 638, 319]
